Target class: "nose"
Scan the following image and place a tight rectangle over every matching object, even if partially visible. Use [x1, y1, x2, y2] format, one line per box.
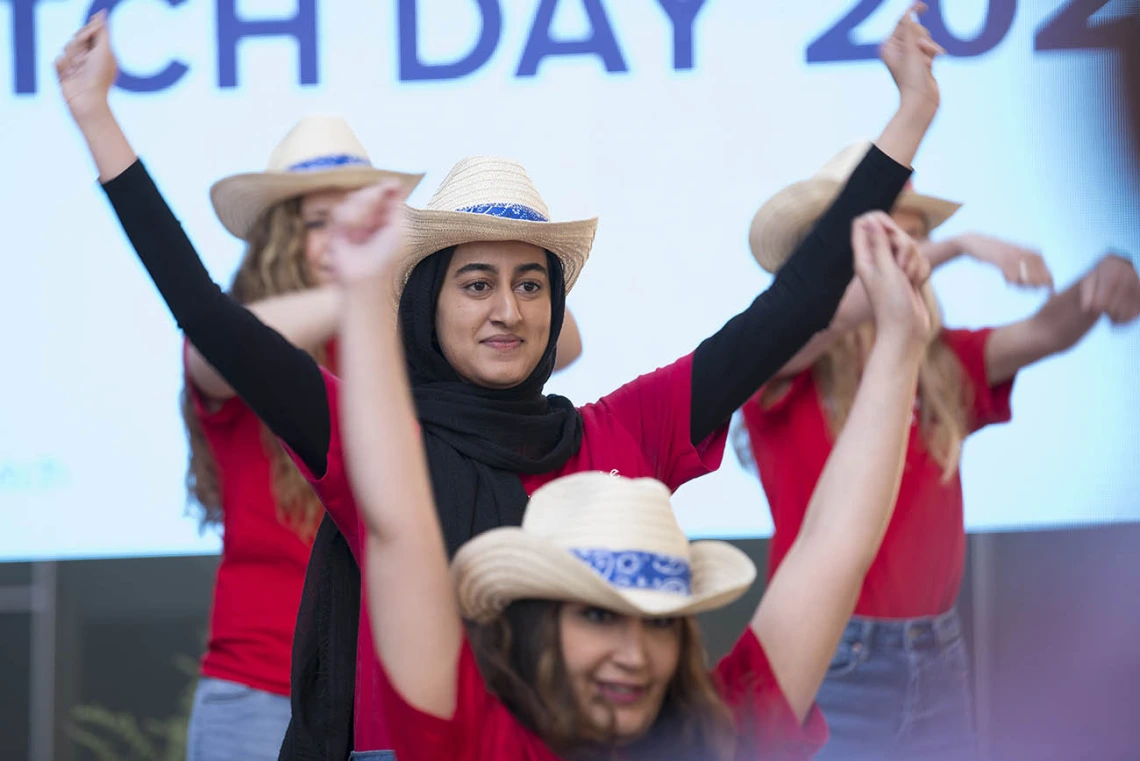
[488, 287, 522, 327]
[610, 619, 650, 671]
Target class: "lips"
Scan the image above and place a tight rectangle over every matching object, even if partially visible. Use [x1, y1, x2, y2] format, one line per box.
[595, 681, 648, 706]
[481, 335, 523, 351]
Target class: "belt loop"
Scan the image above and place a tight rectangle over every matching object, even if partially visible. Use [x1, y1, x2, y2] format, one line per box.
[859, 618, 874, 651]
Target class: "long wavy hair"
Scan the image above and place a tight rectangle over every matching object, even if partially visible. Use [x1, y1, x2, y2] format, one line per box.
[182, 197, 326, 536]
[467, 600, 737, 761]
[808, 283, 972, 482]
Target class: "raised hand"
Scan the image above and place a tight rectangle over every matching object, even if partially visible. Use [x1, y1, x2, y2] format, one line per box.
[327, 182, 409, 285]
[880, 3, 945, 114]
[958, 234, 1053, 290]
[55, 11, 117, 121]
[853, 212, 931, 348]
[1079, 253, 1140, 325]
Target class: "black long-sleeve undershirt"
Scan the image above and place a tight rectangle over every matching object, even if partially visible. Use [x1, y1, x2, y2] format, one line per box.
[101, 146, 909, 476]
[689, 144, 910, 441]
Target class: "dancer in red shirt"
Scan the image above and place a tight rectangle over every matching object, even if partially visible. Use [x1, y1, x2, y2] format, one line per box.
[738, 146, 1140, 761]
[328, 174, 935, 761]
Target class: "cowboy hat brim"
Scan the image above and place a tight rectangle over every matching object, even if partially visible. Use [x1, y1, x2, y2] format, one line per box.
[748, 179, 962, 273]
[452, 528, 756, 623]
[396, 208, 597, 304]
[211, 168, 426, 241]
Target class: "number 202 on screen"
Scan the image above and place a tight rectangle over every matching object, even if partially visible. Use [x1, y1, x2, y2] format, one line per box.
[806, 0, 1129, 62]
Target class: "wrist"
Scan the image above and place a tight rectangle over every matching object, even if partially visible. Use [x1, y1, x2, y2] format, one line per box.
[73, 101, 116, 132]
[895, 96, 937, 131]
[872, 326, 927, 365]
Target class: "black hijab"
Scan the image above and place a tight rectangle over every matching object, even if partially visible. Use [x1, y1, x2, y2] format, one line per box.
[279, 247, 583, 761]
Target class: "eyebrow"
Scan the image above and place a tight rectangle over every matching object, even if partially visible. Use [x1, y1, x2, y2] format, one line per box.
[454, 262, 549, 277]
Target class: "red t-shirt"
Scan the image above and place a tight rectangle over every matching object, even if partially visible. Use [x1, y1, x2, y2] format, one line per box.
[189, 376, 315, 697]
[286, 353, 760, 751]
[376, 628, 827, 761]
[739, 329, 1014, 618]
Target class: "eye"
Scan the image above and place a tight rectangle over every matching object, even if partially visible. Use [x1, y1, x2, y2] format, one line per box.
[516, 280, 543, 295]
[463, 280, 492, 294]
[303, 218, 326, 231]
[647, 617, 677, 630]
[581, 607, 616, 624]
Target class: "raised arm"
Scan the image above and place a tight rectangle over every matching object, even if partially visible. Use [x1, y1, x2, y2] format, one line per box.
[986, 252, 1140, 386]
[330, 185, 463, 717]
[750, 213, 930, 722]
[57, 14, 331, 472]
[689, 4, 942, 443]
[187, 286, 341, 403]
[764, 232, 1054, 382]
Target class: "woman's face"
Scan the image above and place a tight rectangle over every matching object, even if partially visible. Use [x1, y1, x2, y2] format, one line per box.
[558, 604, 682, 744]
[891, 207, 930, 242]
[434, 241, 553, 389]
[300, 189, 351, 286]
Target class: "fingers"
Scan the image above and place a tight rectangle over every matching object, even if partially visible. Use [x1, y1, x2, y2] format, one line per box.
[852, 216, 875, 275]
[1080, 271, 1097, 313]
[865, 215, 894, 267]
[918, 37, 946, 58]
[331, 181, 408, 243]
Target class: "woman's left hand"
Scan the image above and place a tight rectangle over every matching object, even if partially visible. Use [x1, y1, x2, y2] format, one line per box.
[327, 182, 408, 285]
[959, 233, 1053, 290]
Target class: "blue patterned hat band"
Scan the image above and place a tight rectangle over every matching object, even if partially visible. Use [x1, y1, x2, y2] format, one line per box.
[570, 548, 692, 596]
[457, 203, 549, 222]
[287, 154, 373, 172]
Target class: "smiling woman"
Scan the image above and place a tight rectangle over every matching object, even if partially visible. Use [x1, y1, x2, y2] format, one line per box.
[436, 242, 554, 389]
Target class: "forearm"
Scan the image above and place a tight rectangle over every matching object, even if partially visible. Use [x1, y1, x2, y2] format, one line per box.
[985, 280, 1098, 386]
[73, 105, 136, 183]
[340, 277, 437, 543]
[101, 161, 331, 472]
[874, 100, 936, 169]
[798, 340, 921, 557]
[690, 147, 912, 440]
[341, 275, 461, 718]
[749, 338, 921, 722]
[920, 235, 967, 268]
[187, 286, 343, 400]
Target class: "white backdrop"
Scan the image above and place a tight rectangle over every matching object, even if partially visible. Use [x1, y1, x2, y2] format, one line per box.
[2, 0, 1138, 560]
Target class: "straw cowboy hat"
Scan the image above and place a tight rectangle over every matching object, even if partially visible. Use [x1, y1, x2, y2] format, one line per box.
[749, 141, 962, 273]
[398, 156, 597, 299]
[210, 115, 425, 240]
[453, 472, 756, 622]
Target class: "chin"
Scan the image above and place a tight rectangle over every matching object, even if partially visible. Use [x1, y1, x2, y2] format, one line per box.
[469, 361, 537, 389]
[611, 712, 656, 745]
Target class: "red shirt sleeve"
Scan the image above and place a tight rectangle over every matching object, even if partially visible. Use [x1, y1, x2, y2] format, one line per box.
[590, 353, 728, 490]
[276, 368, 364, 558]
[379, 636, 541, 761]
[713, 629, 829, 761]
[940, 328, 1014, 432]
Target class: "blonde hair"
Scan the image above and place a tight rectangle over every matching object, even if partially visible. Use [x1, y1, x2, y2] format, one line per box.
[182, 197, 325, 536]
[805, 285, 972, 482]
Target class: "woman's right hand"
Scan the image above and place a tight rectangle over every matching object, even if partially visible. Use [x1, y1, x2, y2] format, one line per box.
[327, 182, 409, 286]
[55, 11, 117, 123]
[853, 212, 931, 352]
[880, 3, 944, 115]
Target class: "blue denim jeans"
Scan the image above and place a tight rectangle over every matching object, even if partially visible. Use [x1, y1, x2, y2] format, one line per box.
[186, 677, 291, 761]
[814, 610, 979, 761]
